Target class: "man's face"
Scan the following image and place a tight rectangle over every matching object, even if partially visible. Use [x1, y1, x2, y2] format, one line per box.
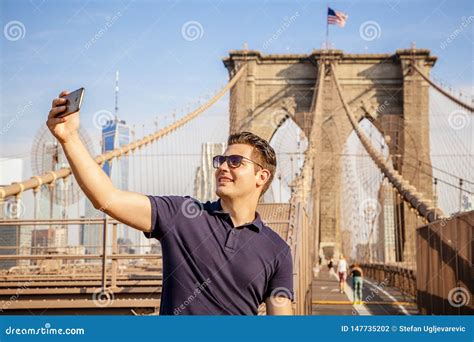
[215, 144, 267, 200]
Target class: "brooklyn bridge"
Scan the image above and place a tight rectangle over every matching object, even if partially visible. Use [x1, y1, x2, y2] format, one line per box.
[0, 47, 472, 315]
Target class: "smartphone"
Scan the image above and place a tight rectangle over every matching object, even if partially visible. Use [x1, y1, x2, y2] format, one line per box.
[56, 87, 84, 118]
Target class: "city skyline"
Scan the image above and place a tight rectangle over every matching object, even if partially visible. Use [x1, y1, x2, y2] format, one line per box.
[0, 1, 472, 320]
[1, 0, 472, 158]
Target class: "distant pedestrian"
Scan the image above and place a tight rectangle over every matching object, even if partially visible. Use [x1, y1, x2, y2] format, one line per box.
[337, 255, 348, 293]
[350, 263, 364, 304]
[327, 258, 334, 274]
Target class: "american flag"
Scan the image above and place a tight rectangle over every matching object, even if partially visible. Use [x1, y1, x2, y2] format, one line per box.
[327, 7, 348, 28]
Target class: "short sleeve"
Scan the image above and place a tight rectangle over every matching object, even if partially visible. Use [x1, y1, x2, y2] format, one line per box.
[264, 246, 294, 301]
[143, 195, 198, 240]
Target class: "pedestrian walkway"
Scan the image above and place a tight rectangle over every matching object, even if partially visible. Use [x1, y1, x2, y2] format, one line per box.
[312, 266, 419, 315]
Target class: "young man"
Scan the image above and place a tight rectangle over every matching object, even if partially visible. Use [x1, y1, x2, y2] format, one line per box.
[46, 90, 294, 315]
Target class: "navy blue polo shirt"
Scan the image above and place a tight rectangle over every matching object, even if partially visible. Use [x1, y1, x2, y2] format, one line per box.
[143, 195, 294, 315]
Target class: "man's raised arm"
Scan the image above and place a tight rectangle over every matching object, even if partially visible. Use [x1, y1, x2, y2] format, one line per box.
[46, 90, 151, 232]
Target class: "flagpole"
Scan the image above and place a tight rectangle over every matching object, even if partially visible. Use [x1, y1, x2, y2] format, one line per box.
[326, 4, 329, 50]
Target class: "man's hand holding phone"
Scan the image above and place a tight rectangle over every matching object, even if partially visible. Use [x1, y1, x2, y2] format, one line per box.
[46, 89, 82, 144]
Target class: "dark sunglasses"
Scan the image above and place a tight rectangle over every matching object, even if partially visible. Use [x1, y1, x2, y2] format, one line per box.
[212, 155, 264, 169]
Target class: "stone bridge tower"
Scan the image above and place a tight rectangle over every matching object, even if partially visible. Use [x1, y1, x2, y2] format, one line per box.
[224, 48, 436, 263]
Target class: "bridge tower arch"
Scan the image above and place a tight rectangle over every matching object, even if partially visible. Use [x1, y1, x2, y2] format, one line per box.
[224, 48, 436, 265]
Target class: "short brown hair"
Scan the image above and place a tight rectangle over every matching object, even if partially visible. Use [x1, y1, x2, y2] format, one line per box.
[227, 131, 277, 196]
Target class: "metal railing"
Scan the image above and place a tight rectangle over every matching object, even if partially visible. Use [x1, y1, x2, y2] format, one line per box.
[288, 202, 313, 315]
[0, 218, 161, 292]
[416, 210, 473, 315]
[361, 263, 416, 298]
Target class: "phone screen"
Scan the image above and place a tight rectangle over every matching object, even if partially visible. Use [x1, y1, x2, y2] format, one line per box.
[56, 88, 84, 118]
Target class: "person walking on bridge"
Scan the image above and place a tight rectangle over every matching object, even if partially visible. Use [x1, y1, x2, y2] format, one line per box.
[46, 91, 294, 315]
[350, 263, 364, 304]
[327, 258, 334, 274]
[337, 254, 348, 293]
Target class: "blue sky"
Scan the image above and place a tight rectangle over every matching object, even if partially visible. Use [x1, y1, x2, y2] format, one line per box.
[0, 0, 472, 156]
[0, 0, 471, 245]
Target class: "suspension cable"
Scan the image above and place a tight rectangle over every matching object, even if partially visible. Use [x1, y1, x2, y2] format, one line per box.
[0, 64, 248, 201]
[330, 62, 445, 222]
[411, 64, 474, 112]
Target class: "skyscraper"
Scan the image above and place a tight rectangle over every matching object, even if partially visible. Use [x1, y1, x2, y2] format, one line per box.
[83, 118, 130, 254]
[194, 142, 226, 202]
[0, 158, 31, 269]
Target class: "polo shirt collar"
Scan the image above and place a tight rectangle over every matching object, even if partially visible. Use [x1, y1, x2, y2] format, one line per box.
[211, 199, 263, 232]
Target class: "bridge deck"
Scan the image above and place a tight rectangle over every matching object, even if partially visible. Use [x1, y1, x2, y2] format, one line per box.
[312, 267, 419, 315]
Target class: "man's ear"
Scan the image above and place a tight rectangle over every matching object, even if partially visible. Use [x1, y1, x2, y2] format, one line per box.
[256, 169, 271, 187]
